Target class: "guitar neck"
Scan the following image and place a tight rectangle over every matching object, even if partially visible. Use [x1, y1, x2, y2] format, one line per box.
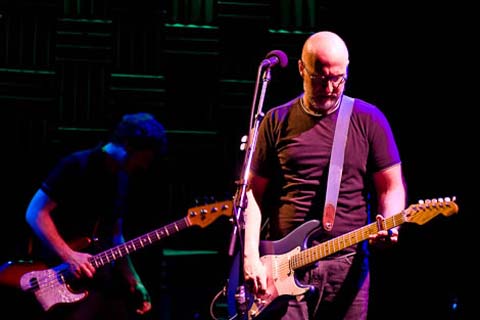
[89, 217, 191, 268]
[291, 212, 405, 270]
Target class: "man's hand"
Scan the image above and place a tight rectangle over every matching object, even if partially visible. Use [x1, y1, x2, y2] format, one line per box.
[244, 256, 268, 297]
[65, 251, 96, 279]
[130, 281, 152, 315]
[368, 214, 399, 249]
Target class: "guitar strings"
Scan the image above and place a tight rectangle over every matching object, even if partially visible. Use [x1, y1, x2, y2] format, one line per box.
[23, 217, 194, 295]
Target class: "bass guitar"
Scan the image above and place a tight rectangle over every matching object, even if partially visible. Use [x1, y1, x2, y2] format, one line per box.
[0, 200, 233, 311]
[245, 197, 459, 319]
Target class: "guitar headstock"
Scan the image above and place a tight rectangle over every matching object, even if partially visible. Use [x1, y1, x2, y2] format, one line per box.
[186, 200, 234, 228]
[404, 197, 458, 225]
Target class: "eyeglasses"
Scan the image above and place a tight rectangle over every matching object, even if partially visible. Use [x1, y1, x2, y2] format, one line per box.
[300, 60, 347, 89]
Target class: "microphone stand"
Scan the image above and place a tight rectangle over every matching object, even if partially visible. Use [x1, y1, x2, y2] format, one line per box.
[227, 62, 275, 320]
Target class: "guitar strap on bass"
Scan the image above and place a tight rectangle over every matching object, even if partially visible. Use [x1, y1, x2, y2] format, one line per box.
[322, 95, 354, 231]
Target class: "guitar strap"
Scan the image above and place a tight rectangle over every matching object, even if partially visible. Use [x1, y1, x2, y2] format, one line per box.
[322, 95, 354, 231]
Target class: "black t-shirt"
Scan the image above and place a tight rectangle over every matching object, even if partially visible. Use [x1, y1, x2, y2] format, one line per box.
[252, 95, 401, 254]
[38, 145, 170, 257]
[39, 146, 118, 258]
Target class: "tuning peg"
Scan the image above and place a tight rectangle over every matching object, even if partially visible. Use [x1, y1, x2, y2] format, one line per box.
[240, 135, 248, 151]
[417, 196, 457, 209]
[445, 196, 456, 202]
[437, 198, 445, 206]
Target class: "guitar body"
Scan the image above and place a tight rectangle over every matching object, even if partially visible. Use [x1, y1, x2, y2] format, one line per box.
[20, 263, 87, 311]
[248, 220, 320, 319]
[1, 200, 234, 312]
[243, 197, 459, 319]
[0, 260, 47, 289]
[0, 260, 86, 311]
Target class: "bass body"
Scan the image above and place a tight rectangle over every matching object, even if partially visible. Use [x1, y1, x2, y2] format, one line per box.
[0, 200, 233, 311]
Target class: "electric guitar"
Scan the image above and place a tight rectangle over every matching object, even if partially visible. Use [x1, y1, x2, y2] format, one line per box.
[0, 200, 233, 311]
[245, 197, 459, 319]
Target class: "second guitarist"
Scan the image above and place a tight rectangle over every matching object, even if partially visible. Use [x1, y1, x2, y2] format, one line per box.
[24, 113, 168, 319]
[242, 31, 407, 320]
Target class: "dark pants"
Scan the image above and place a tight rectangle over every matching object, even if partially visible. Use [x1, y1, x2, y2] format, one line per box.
[268, 253, 370, 320]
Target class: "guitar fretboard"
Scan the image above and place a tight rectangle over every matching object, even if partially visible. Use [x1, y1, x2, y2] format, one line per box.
[89, 217, 190, 268]
[289, 198, 459, 270]
[290, 212, 405, 270]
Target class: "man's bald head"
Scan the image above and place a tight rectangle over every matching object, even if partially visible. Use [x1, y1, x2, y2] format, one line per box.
[301, 31, 349, 68]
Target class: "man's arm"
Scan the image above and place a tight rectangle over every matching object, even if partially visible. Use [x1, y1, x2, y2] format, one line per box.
[371, 163, 406, 242]
[25, 189, 96, 278]
[113, 218, 152, 315]
[243, 174, 269, 294]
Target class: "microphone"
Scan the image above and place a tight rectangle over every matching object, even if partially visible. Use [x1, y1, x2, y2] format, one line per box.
[260, 50, 288, 69]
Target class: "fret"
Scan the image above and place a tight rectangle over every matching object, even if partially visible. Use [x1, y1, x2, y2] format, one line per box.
[82, 201, 232, 271]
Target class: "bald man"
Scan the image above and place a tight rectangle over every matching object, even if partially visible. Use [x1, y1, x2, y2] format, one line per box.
[241, 31, 406, 319]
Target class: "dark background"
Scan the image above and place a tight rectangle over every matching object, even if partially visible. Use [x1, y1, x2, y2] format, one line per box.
[0, 1, 472, 319]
